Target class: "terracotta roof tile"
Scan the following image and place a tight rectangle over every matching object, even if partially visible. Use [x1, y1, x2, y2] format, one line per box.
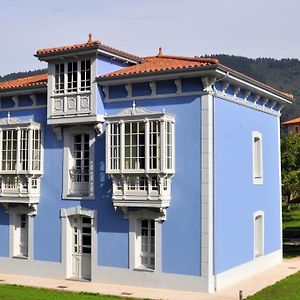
[100, 55, 219, 78]
[282, 117, 300, 125]
[0, 74, 47, 91]
[36, 40, 141, 62]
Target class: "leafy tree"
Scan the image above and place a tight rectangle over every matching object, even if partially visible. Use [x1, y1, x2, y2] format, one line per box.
[281, 134, 300, 202]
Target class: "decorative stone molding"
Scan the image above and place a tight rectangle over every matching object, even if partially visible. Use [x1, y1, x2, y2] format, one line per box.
[262, 97, 269, 106]
[12, 96, 18, 107]
[103, 86, 109, 100]
[222, 81, 230, 94]
[233, 86, 241, 97]
[202, 76, 216, 93]
[175, 79, 182, 94]
[125, 83, 132, 98]
[53, 126, 62, 140]
[253, 95, 260, 104]
[94, 122, 103, 138]
[149, 81, 156, 96]
[244, 90, 251, 101]
[30, 94, 37, 106]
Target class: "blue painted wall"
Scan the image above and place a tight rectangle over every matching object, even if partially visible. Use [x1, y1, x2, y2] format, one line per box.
[0, 205, 9, 257]
[214, 97, 281, 274]
[96, 55, 127, 76]
[103, 94, 202, 276]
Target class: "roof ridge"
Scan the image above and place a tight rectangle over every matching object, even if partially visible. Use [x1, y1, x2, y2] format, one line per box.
[144, 54, 219, 64]
[36, 39, 142, 62]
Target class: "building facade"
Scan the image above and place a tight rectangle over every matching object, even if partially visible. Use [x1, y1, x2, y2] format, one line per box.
[0, 38, 293, 293]
[282, 117, 300, 134]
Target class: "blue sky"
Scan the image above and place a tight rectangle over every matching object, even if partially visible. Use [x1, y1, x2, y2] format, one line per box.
[0, 0, 298, 76]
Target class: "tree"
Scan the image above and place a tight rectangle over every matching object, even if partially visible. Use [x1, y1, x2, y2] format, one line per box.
[281, 133, 300, 202]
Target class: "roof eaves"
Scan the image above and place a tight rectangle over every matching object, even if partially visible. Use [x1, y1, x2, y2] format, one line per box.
[96, 64, 217, 84]
[217, 64, 293, 103]
[0, 83, 47, 96]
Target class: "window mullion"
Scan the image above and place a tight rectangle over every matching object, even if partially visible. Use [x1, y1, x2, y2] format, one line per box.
[77, 61, 81, 94]
[0, 129, 2, 172]
[106, 123, 111, 171]
[28, 128, 33, 173]
[145, 120, 149, 173]
[160, 120, 165, 173]
[120, 121, 125, 173]
[64, 62, 67, 94]
[16, 128, 21, 172]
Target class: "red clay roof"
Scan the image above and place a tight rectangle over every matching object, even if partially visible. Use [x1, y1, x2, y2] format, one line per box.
[282, 117, 300, 125]
[100, 54, 219, 78]
[98, 54, 293, 101]
[0, 74, 47, 91]
[36, 39, 141, 62]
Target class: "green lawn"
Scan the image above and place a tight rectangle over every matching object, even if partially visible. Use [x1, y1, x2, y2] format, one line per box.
[246, 270, 300, 299]
[282, 204, 300, 258]
[0, 284, 141, 300]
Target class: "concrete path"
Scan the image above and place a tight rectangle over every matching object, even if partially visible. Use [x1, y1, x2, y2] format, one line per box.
[0, 257, 300, 300]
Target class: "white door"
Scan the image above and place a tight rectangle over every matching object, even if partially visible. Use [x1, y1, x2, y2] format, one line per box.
[71, 216, 92, 280]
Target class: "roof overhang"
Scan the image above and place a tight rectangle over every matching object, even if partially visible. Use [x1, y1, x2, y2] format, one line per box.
[97, 64, 293, 104]
[0, 85, 47, 97]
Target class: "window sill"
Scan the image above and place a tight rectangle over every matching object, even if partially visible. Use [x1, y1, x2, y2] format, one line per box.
[253, 177, 263, 185]
[62, 194, 95, 200]
[133, 267, 155, 273]
[12, 255, 28, 260]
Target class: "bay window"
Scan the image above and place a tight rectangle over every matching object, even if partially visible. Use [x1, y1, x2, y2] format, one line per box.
[105, 106, 175, 210]
[0, 118, 43, 201]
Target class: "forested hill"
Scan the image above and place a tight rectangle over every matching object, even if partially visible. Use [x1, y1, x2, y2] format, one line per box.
[0, 69, 46, 83]
[212, 55, 300, 122]
[1, 55, 300, 122]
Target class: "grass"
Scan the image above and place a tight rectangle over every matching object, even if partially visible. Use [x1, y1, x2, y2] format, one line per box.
[246, 270, 300, 299]
[282, 204, 300, 258]
[0, 284, 140, 300]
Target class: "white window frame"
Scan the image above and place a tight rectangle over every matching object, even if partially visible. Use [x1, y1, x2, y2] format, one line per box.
[252, 131, 263, 184]
[128, 209, 162, 272]
[63, 126, 95, 200]
[253, 211, 264, 259]
[106, 113, 175, 175]
[54, 59, 92, 95]
[0, 118, 43, 198]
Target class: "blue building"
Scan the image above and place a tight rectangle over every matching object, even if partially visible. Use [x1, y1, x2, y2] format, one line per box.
[0, 38, 293, 293]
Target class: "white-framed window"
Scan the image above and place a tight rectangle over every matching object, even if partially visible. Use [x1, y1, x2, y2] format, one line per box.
[80, 60, 91, 92]
[0, 119, 43, 198]
[139, 219, 155, 269]
[54, 59, 91, 95]
[128, 210, 162, 272]
[67, 61, 78, 93]
[54, 63, 65, 94]
[106, 107, 174, 209]
[252, 131, 263, 184]
[63, 126, 95, 199]
[254, 211, 264, 258]
[1, 127, 42, 173]
[106, 115, 175, 174]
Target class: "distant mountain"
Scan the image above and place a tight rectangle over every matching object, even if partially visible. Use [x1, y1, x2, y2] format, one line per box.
[0, 69, 47, 83]
[1, 56, 299, 122]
